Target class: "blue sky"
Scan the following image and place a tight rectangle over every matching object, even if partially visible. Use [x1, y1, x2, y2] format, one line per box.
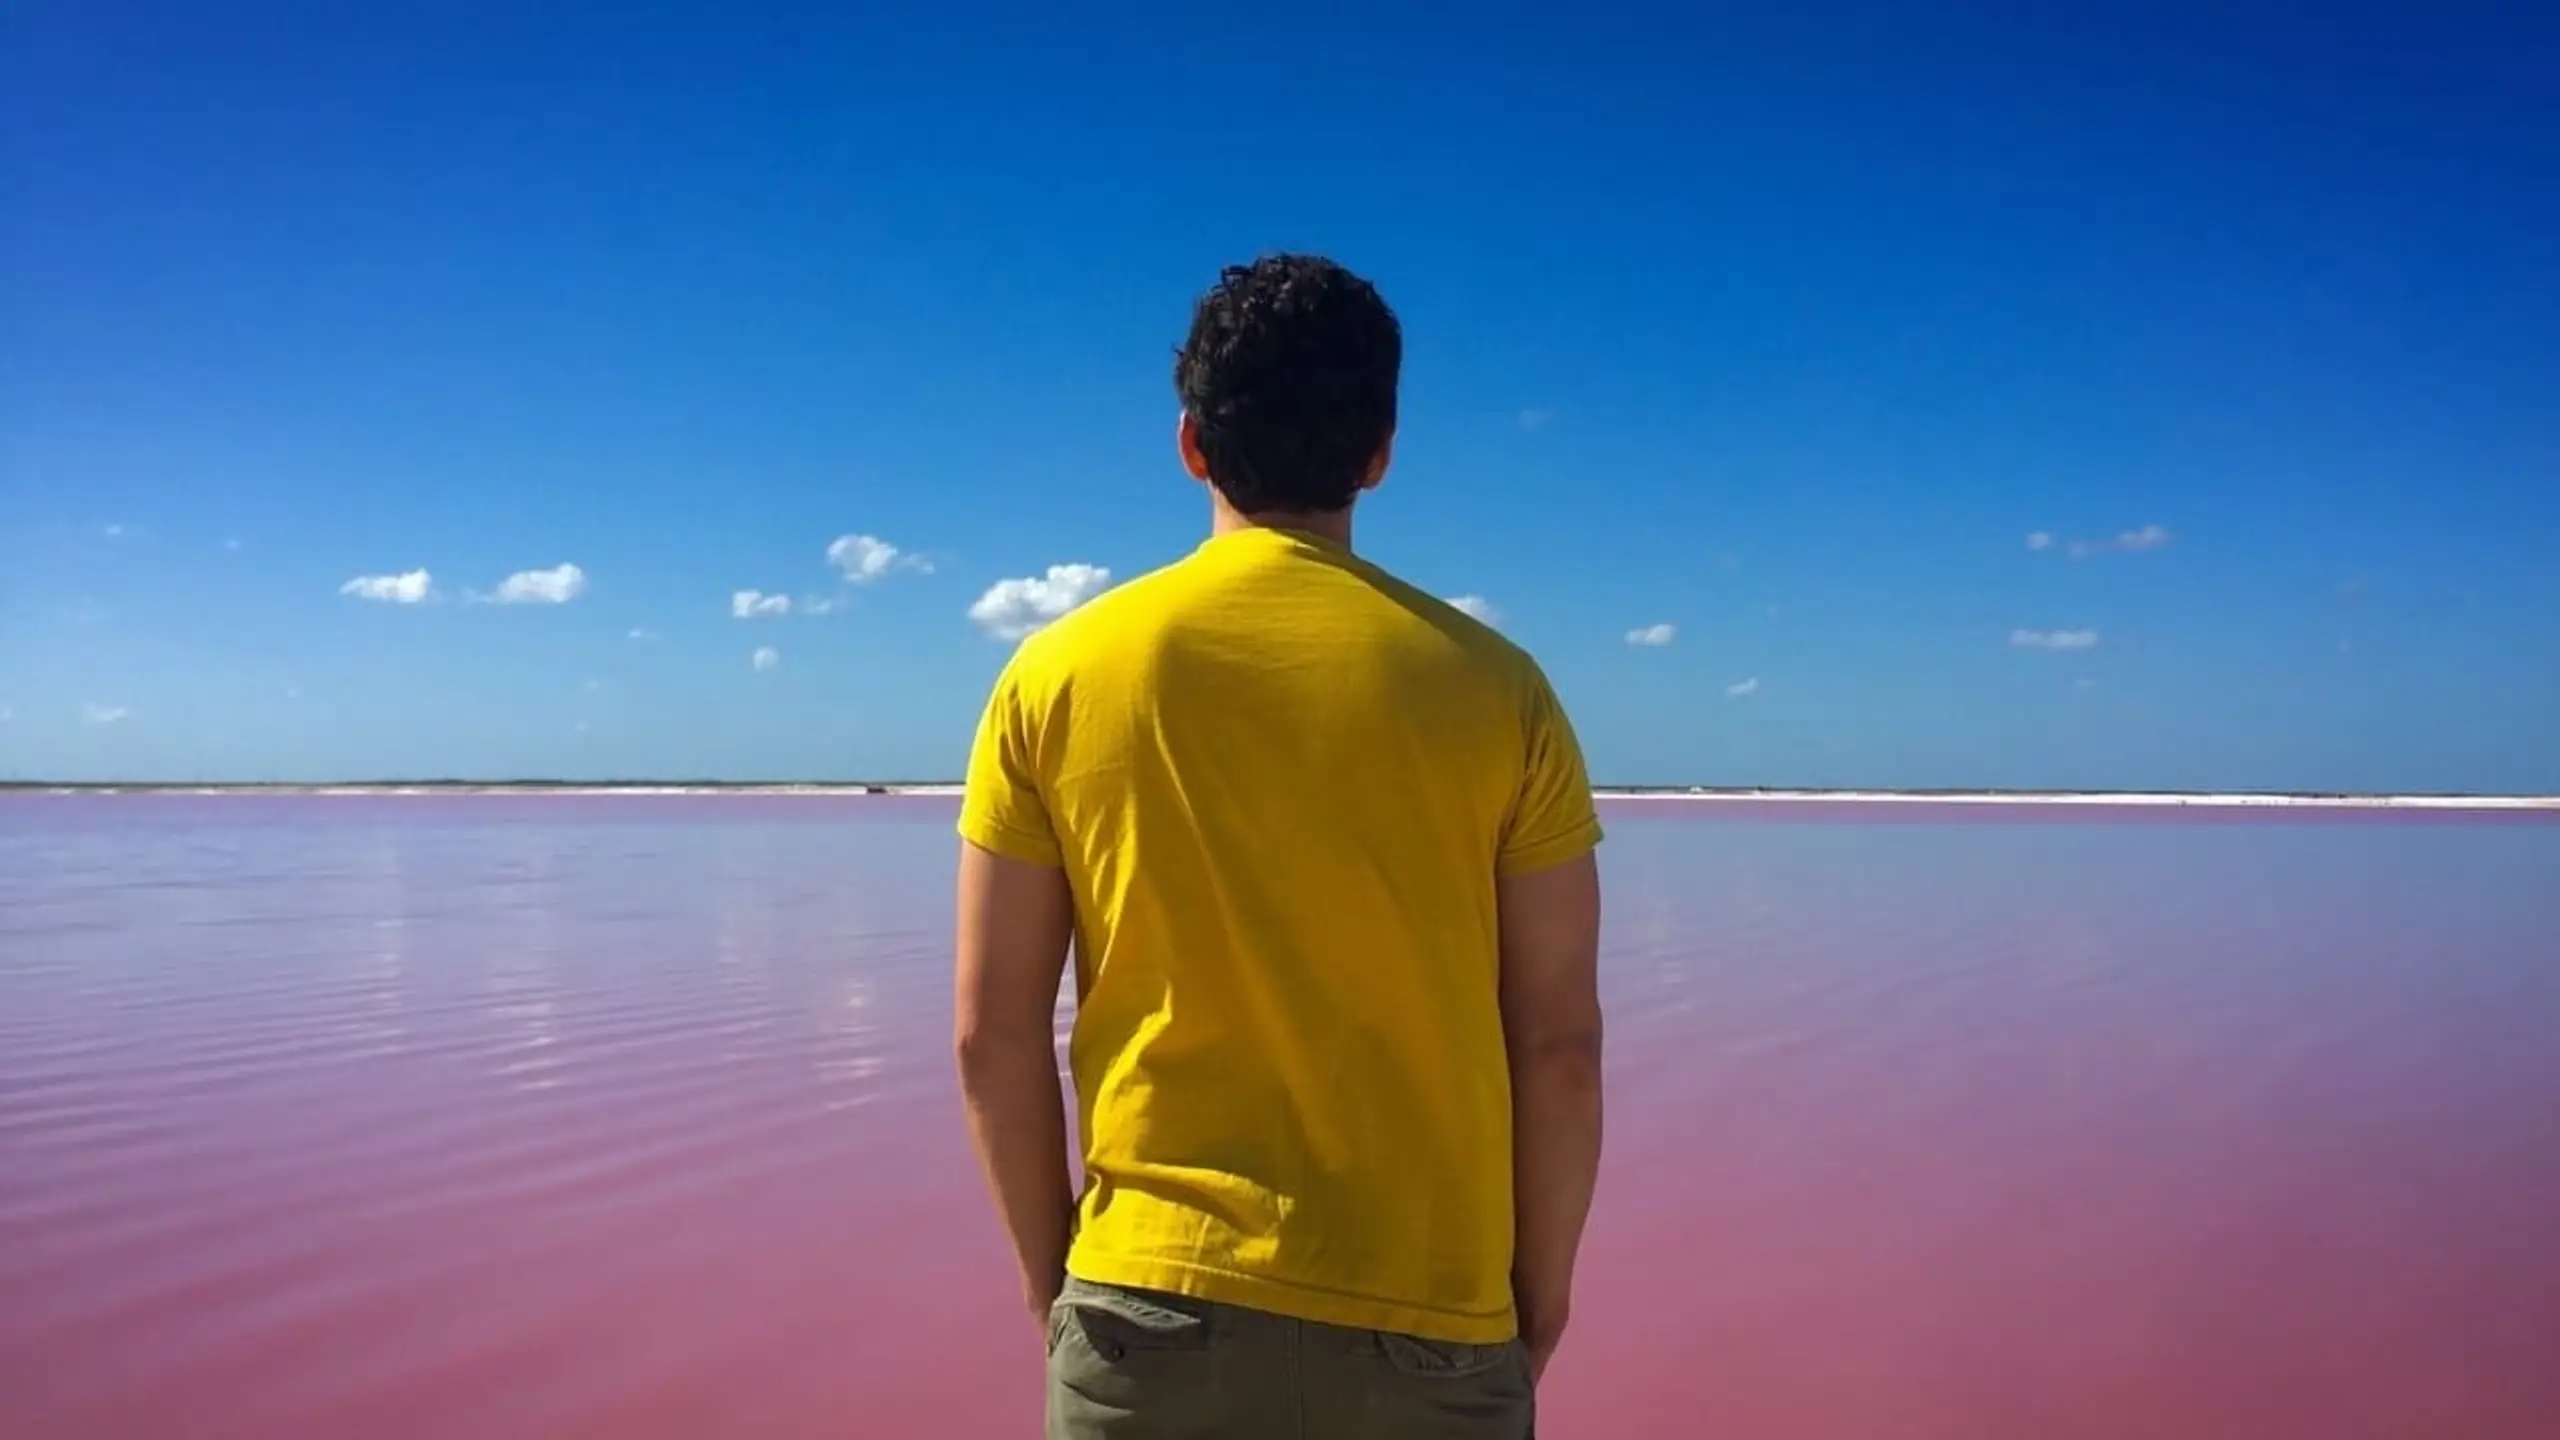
[4, 1, 2555, 791]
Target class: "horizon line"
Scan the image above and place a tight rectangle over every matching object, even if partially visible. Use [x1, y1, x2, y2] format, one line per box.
[5, 781, 2555, 810]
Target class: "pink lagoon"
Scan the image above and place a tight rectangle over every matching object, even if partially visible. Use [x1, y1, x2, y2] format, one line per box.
[4, 793, 2557, 1437]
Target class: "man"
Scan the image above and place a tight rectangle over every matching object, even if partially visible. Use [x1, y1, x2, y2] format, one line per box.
[954, 253, 1605, 1439]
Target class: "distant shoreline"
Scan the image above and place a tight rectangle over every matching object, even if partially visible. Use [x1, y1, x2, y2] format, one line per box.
[6, 783, 2555, 810]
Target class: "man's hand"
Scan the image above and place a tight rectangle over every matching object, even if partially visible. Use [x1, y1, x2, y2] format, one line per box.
[1028, 1286, 1060, 1342]
[1023, 1196, 1074, 1333]
[954, 841, 1080, 1335]
[1026, 1269, 1065, 1321]
[1521, 1298, 1568, 1386]
[1526, 1339, 1557, 1388]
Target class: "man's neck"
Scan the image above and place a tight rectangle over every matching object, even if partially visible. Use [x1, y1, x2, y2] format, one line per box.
[1209, 497, 1355, 549]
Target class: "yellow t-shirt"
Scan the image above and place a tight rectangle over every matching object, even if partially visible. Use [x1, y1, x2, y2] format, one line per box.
[957, 525, 1602, 1344]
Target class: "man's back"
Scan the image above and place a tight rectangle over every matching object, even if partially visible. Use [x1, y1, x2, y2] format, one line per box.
[952, 253, 1603, 1439]
[959, 523, 1600, 1344]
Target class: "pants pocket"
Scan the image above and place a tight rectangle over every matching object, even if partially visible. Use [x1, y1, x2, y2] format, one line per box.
[1377, 1332, 1519, 1381]
[1052, 1282, 1214, 1365]
[1046, 1284, 1223, 1439]
[1343, 1331, 1535, 1438]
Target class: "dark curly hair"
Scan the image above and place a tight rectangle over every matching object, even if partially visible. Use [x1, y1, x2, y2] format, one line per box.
[1174, 254, 1402, 515]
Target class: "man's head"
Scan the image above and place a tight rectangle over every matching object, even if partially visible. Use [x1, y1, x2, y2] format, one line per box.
[1174, 254, 1402, 517]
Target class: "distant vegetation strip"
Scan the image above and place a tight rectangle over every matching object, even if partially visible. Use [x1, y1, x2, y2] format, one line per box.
[4, 782, 2555, 808]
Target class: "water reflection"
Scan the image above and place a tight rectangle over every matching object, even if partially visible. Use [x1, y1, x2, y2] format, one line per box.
[710, 828, 783, 1063]
[331, 832, 412, 1063]
[477, 841, 567, 1093]
[812, 975, 883, 1111]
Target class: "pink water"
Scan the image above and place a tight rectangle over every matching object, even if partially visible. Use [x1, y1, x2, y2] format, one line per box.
[4, 795, 2556, 1436]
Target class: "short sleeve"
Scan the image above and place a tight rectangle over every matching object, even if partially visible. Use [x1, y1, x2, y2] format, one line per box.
[956, 661, 1064, 868]
[1497, 671, 1604, 877]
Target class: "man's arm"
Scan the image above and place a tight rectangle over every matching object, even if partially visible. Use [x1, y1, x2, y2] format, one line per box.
[1498, 849, 1604, 1384]
[953, 839, 1078, 1328]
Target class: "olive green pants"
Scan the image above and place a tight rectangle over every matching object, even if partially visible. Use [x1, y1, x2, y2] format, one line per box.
[1046, 1278, 1536, 1439]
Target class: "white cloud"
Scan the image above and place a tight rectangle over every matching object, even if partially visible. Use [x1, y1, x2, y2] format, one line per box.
[1447, 594, 1501, 625]
[731, 589, 792, 619]
[1625, 623, 1677, 647]
[82, 703, 131, 726]
[1726, 677, 1760, 698]
[628, 627, 657, 641]
[2026, 531, 2054, 551]
[342, 568, 433, 604]
[2011, 628, 2100, 651]
[751, 645, 781, 672]
[490, 563, 587, 604]
[2048, 520, 2170, 556]
[970, 563, 1112, 639]
[801, 595, 842, 615]
[827, 533, 928, 583]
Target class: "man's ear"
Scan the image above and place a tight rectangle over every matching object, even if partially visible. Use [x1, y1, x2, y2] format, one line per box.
[1360, 433, 1395, 494]
[1176, 412, 1213, 482]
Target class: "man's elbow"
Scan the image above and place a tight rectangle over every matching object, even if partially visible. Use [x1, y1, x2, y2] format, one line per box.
[1510, 1018, 1605, 1077]
[953, 1019, 1052, 1086]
